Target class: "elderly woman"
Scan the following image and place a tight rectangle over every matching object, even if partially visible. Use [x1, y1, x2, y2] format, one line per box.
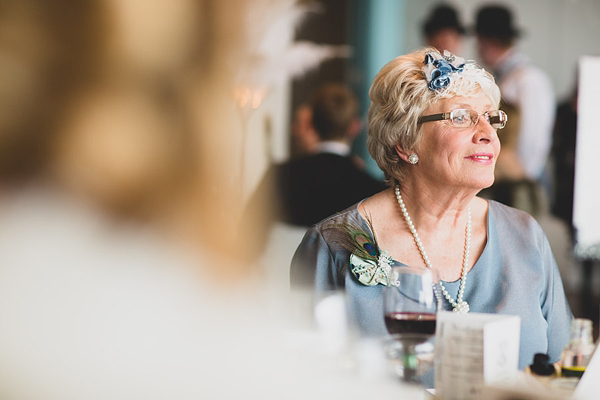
[291, 47, 572, 370]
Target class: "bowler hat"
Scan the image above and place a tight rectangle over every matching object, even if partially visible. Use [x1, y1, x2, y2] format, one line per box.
[422, 4, 465, 37]
[474, 5, 520, 39]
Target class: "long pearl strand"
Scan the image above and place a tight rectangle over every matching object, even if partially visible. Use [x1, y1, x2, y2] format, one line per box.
[394, 186, 471, 313]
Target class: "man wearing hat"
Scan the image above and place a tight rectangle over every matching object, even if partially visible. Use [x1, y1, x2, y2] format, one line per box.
[474, 5, 555, 189]
[422, 3, 465, 55]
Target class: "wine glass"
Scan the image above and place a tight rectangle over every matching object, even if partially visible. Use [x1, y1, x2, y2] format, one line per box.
[383, 264, 440, 384]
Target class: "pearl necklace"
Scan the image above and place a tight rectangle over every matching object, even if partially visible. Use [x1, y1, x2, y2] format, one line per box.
[394, 186, 470, 313]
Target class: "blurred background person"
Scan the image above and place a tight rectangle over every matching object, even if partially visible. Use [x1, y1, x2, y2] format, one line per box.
[474, 4, 556, 210]
[421, 3, 465, 55]
[270, 83, 386, 227]
[242, 83, 386, 287]
[478, 101, 545, 216]
[490, 102, 524, 182]
[551, 77, 578, 239]
[244, 83, 386, 231]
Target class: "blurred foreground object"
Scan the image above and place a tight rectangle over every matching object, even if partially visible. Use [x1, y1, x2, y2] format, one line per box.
[0, 0, 242, 264]
[0, 0, 418, 399]
[560, 318, 595, 378]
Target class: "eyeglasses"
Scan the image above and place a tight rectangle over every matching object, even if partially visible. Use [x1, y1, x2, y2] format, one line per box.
[417, 109, 508, 129]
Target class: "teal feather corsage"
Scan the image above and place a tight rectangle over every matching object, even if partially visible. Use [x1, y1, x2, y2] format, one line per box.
[350, 250, 394, 286]
[325, 215, 397, 286]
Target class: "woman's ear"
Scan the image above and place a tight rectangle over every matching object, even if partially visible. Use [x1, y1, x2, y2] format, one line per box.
[395, 144, 412, 163]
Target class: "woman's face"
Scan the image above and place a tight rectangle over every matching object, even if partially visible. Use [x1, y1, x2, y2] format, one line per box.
[412, 91, 501, 191]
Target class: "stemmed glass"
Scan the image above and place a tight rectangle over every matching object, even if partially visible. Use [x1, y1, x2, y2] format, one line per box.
[383, 264, 440, 384]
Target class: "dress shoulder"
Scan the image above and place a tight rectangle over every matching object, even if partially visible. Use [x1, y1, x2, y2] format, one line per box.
[290, 202, 373, 289]
[488, 199, 542, 232]
[313, 202, 364, 230]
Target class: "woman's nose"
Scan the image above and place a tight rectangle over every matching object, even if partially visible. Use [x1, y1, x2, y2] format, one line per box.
[473, 117, 498, 143]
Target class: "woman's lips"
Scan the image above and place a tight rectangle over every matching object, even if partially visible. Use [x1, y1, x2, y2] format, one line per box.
[466, 153, 494, 165]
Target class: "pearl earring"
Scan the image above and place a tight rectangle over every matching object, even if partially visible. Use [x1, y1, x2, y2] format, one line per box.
[408, 154, 419, 164]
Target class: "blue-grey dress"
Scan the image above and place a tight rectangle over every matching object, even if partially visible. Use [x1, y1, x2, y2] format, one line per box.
[291, 199, 573, 369]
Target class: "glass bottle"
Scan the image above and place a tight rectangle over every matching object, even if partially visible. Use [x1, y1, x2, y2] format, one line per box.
[560, 318, 595, 378]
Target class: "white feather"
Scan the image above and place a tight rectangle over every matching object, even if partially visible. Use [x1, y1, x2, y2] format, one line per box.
[241, 42, 352, 88]
[235, 0, 351, 105]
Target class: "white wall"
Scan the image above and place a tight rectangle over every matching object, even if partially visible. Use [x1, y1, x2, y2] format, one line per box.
[240, 84, 291, 202]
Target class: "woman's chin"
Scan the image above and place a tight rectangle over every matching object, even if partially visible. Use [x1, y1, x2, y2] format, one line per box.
[481, 178, 496, 189]
[469, 175, 496, 191]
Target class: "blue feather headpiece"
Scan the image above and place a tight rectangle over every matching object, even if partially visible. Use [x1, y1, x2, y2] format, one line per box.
[422, 50, 466, 91]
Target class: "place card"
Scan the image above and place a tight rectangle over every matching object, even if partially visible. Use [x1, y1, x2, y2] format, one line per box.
[434, 312, 521, 400]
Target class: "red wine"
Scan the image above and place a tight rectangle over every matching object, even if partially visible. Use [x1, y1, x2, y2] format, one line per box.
[384, 312, 436, 336]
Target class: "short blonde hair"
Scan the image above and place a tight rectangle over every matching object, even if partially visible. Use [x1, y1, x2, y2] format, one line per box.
[367, 47, 501, 185]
